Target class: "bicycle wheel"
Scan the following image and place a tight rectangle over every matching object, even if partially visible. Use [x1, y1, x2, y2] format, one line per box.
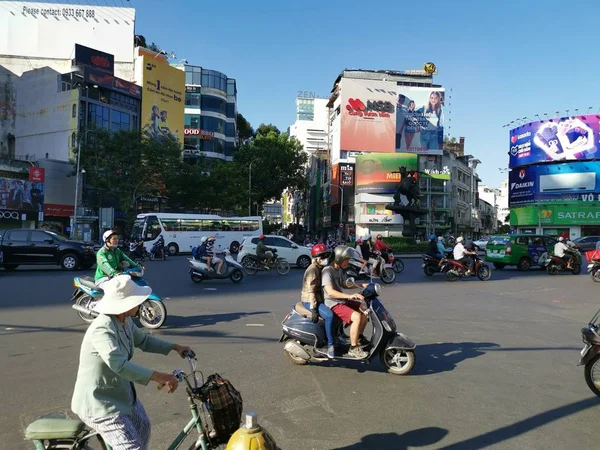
[276, 260, 291, 275]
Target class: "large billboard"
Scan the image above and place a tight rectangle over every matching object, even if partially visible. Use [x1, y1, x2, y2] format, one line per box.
[0, 175, 44, 215]
[511, 203, 600, 226]
[340, 79, 397, 153]
[396, 87, 445, 155]
[140, 55, 185, 144]
[355, 153, 418, 194]
[509, 161, 600, 206]
[0, 3, 135, 65]
[509, 115, 600, 168]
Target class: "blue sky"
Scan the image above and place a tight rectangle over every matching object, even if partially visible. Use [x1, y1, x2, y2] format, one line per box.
[131, 0, 599, 189]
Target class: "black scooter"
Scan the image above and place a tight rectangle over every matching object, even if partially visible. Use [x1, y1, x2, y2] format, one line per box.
[579, 307, 600, 396]
[279, 280, 416, 375]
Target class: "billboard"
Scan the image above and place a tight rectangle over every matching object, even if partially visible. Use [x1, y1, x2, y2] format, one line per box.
[140, 55, 185, 144]
[509, 115, 600, 168]
[511, 203, 600, 226]
[509, 161, 600, 206]
[355, 153, 418, 194]
[330, 163, 355, 205]
[396, 87, 445, 155]
[74, 44, 114, 74]
[0, 176, 44, 213]
[340, 79, 397, 153]
[84, 67, 141, 99]
[0, 3, 135, 66]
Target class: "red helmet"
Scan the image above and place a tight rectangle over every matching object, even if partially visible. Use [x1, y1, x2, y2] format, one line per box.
[259, 234, 265, 240]
[377, 234, 383, 239]
[311, 243, 330, 258]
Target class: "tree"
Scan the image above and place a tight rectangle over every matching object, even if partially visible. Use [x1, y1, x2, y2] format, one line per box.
[236, 113, 254, 143]
[134, 35, 147, 48]
[255, 123, 280, 137]
[148, 42, 161, 53]
[443, 136, 458, 144]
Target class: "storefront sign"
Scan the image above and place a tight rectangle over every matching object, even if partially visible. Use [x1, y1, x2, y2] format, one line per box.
[84, 67, 141, 98]
[29, 167, 45, 182]
[74, 44, 114, 74]
[358, 213, 403, 225]
[421, 166, 451, 180]
[184, 128, 214, 139]
[510, 203, 600, 226]
[340, 163, 355, 186]
[44, 204, 74, 217]
[0, 210, 21, 220]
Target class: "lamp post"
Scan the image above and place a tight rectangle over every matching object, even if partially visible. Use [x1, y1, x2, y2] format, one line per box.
[330, 184, 344, 235]
[72, 129, 93, 239]
[248, 159, 258, 216]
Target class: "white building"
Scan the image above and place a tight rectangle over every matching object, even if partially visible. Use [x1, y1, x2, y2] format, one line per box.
[497, 178, 509, 224]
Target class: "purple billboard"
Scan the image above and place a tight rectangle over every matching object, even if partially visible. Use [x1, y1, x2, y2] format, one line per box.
[509, 114, 600, 168]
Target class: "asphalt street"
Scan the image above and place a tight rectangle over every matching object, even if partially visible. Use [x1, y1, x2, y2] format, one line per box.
[1, 257, 599, 449]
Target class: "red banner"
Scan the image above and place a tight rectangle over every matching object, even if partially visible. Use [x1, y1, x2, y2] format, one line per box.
[44, 204, 74, 217]
[29, 167, 45, 182]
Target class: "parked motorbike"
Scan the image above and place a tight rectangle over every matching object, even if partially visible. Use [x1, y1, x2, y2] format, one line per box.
[189, 251, 244, 284]
[439, 254, 491, 282]
[381, 250, 404, 274]
[243, 249, 291, 275]
[578, 307, 600, 396]
[71, 267, 167, 329]
[280, 279, 416, 375]
[545, 248, 581, 275]
[345, 252, 396, 284]
[587, 258, 600, 282]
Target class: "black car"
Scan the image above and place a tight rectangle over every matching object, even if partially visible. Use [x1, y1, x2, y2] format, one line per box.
[573, 236, 600, 253]
[0, 229, 97, 271]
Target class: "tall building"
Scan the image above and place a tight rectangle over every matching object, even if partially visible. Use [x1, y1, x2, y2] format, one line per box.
[177, 65, 238, 163]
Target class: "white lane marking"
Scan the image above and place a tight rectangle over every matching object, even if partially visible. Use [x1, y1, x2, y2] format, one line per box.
[203, 288, 218, 291]
[246, 324, 264, 327]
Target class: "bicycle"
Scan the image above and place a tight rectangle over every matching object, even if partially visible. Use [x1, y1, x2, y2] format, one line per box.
[25, 351, 275, 449]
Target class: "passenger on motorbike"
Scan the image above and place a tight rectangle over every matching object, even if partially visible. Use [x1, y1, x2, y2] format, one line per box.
[554, 236, 573, 269]
[453, 236, 476, 275]
[206, 236, 224, 274]
[95, 230, 140, 287]
[427, 234, 438, 258]
[256, 234, 275, 268]
[301, 244, 336, 358]
[322, 245, 369, 359]
[353, 238, 369, 274]
[436, 236, 448, 259]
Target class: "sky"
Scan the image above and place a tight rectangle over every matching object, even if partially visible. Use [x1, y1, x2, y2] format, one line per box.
[128, 0, 600, 189]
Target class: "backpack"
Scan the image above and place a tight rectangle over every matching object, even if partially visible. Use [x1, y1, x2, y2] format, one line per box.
[199, 374, 243, 444]
[192, 242, 207, 259]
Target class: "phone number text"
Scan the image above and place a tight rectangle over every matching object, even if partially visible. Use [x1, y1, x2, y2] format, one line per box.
[23, 6, 96, 19]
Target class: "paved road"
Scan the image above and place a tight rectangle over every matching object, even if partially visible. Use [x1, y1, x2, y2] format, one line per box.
[1, 258, 599, 449]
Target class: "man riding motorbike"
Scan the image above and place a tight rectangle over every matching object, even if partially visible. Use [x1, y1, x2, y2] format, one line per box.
[301, 244, 335, 358]
[353, 238, 369, 274]
[206, 235, 224, 274]
[453, 236, 476, 275]
[256, 234, 275, 268]
[427, 234, 438, 258]
[373, 234, 392, 253]
[554, 236, 573, 269]
[95, 230, 141, 287]
[322, 245, 369, 359]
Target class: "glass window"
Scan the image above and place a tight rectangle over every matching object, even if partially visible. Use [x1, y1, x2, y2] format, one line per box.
[145, 216, 161, 240]
[201, 96, 227, 115]
[221, 220, 241, 231]
[201, 116, 225, 134]
[184, 136, 199, 150]
[160, 218, 180, 232]
[226, 103, 235, 118]
[227, 80, 236, 96]
[185, 115, 201, 128]
[225, 122, 236, 137]
[273, 237, 292, 248]
[185, 93, 201, 108]
[72, 103, 77, 118]
[192, 72, 201, 86]
[186, 72, 193, 85]
[71, 132, 76, 148]
[111, 111, 131, 132]
[6, 230, 29, 242]
[31, 230, 52, 243]
[201, 73, 209, 86]
[180, 219, 202, 231]
[242, 220, 260, 231]
[515, 236, 529, 245]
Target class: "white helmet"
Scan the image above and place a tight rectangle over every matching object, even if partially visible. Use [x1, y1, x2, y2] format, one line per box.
[558, 237, 564, 242]
[438, 236, 444, 242]
[364, 234, 372, 240]
[456, 236, 464, 243]
[200, 236, 208, 244]
[103, 230, 118, 242]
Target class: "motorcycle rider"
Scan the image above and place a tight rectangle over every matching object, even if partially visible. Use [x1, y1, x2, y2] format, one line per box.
[373, 234, 392, 253]
[353, 238, 369, 274]
[95, 230, 141, 287]
[322, 245, 369, 359]
[301, 244, 336, 358]
[436, 236, 448, 259]
[453, 236, 476, 275]
[554, 236, 573, 269]
[256, 234, 275, 269]
[427, 234, 438, 258]
[206, 236, 224, 274]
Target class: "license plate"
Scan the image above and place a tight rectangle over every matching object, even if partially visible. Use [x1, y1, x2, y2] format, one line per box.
[421, 264, 425, 268]
[581, 344, 592, 357]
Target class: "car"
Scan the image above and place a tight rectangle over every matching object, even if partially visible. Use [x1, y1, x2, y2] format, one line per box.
[484, 234, 557, 271]
[473, 237, 490, 251]
[0, 229, 97, 271]
[238, 235, 313, 269]
[573, 236, 600, 253]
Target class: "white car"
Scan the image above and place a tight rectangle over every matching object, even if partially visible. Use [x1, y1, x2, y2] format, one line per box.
[238, 235, 312, 269]
[473, 238, 490, 251]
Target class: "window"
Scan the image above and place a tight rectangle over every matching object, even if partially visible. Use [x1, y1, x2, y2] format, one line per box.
[201, 95, 226, 115]
[272, 237, 292, 248]
[72, 103, 77, 118]
[225, 122, 235, 137]
[242, 220, 260, 231]
[111, 111, 131, 132]
[227, 79, 236, 96]
[71, 132, 76, 148]
[201, 116, 225, 134]
[31, 230, 52, 244]
[180, 219, 202, 231]
[221, 220, 241, 231]
[88, 103, 110, 129]
[515, 236, 529, 245]
[185, 115, 201, 128]
[6, 230, 29, 242]
[226, 103, 235, 118]
[201, 70, 227, 92]
[185, 93, 201, 108]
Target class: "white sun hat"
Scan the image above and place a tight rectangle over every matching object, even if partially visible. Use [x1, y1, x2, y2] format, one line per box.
[94, 275, 152, 315]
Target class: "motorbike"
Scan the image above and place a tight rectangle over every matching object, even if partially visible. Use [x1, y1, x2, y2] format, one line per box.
[189, 251, 244, 284]
[439, 254, 492, 282]
[126, 240, 147, 263]
[243, 249, 291, 275]
[587, 257, 600, 282]
[381, 249, 404, 274]
[279, 279, 416, 375]
[71, 267, 167, 329]
[149, 238, 167, 261]
[422, 251, 453, 276]
[545, 248, 582, 275]
[345, 251, 396, 284]
[578, 307, 600, 396]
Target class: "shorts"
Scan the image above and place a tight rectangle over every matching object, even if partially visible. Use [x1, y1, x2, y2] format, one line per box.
[331, 300, 362, 324]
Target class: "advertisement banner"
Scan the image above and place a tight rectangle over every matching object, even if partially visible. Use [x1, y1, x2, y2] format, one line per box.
[340, 163, 355, 186]
[509, 115, 600, 168]
[509, 161, 600, 206]
[84, 67, 141, 99]
[330, 163, 354, 205]
[0, 176, 44, 212]
[421, 166, 451, 180]
[511, 204, 600, 226]
[355, 153, 418, 194]
[29, 167, 45, 183]
[340, 79, 397, 153]
[396, 87, 445, 155]
[140, 55, 185, 144]
[74, 44, 114, 74]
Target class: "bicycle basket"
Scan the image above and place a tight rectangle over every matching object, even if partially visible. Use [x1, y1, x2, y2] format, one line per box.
[199, 373, 243, 444]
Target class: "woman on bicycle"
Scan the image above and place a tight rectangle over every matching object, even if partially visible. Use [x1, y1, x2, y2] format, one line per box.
[71, 275, 192, 450]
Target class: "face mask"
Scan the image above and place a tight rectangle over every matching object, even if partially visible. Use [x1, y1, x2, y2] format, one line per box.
[317, 257, 329, 267]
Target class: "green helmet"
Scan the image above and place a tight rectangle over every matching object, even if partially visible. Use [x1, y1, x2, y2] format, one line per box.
[333, 245, 354, 265]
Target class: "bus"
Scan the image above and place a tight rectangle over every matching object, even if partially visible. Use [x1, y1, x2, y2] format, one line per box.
[131, 213, 263, 255]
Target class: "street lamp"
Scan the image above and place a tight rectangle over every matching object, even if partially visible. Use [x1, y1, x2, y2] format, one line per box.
[72, 129, 93, 239]
[248, 159, 258, 216]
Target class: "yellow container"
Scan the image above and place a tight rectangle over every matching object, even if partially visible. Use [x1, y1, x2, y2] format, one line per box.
[225, 413, 278, 450]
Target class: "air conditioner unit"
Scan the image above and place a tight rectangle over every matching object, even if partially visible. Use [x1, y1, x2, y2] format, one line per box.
[539, 172, 595, 193]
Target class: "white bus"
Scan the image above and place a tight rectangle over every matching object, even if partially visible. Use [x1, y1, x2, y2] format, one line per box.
[131, 213, 263, 255]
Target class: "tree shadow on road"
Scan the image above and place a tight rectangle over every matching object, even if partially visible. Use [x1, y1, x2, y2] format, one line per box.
[411, 342, 500, 375]
[332, 427, 449, 449]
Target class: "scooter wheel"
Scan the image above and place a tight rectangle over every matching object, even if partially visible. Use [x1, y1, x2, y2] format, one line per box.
[591, 268, 600, 283]
[379, 348, 415, 375]
[149, 253, 155, 261]
[190, 273, 203, 283]
[283, 339, 309, 366]
[445, 270, 458, 282]
[380, 267, 396, 284]
[424, 265, 436, 277]
[230, 269, 244, 283]
[585, 354, 600, 397]
[138, 300, 167, 329]
[547, 264, 558, 276]
[572, 263, 581, 275]
[75, 295, 97, 324]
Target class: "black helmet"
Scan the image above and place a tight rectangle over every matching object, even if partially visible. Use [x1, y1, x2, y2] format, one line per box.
[333, 245, 354, 265]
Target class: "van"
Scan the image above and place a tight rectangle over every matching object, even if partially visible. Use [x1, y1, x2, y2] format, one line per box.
[485, 234, 557, 271]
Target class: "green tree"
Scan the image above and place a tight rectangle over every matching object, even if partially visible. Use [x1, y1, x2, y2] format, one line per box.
[134, 35, 147, 48]
[76, 129, 182, 222]
[255, 123, 280, 137]
[236, 113, 254, 142]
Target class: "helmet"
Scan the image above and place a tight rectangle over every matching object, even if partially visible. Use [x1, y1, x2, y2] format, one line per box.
[103, 230, 118, 242]
[356, 238, 363, 244]
[558, 236, 564, 242]
[364, 234, 372, 240]
[311, 243, 330, 258]
[456, 236, 464, 243]
[200, 236, 208, 244]
[429, 234, 436, 240]
[208, 235, 216, 241]
[438, 236, 444, 242]
[333, 245, 354, 265]
[259, 234, 265, 240]
[376, 234, 383, 240]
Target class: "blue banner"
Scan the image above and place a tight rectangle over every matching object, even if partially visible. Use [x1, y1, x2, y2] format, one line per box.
[509, 161, 600, 206]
